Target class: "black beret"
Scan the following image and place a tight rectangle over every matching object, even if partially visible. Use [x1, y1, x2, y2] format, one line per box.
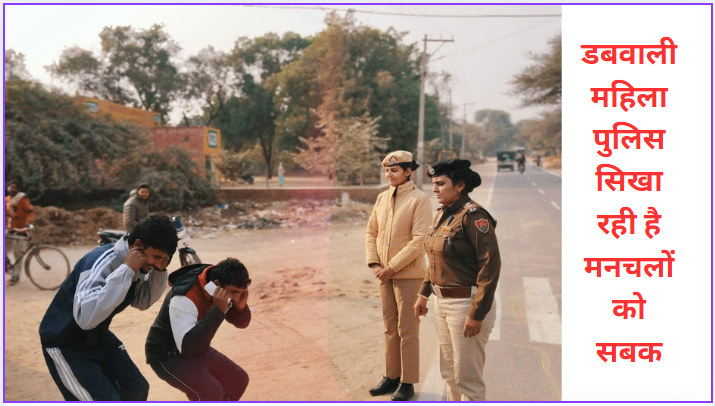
[428, 159, 472, 177]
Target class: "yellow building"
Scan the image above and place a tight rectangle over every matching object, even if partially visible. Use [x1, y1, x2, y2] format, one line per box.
[75, 96, 161, 127]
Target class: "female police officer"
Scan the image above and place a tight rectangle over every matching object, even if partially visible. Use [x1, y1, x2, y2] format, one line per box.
[365, 151, 432, 401]
[413, 159, 501, 401]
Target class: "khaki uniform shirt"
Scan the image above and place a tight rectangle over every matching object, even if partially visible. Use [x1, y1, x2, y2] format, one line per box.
[419, 195, 501, 321]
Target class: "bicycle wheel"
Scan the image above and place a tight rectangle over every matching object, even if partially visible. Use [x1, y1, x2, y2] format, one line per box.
[25, 245, 70, 290]
[180, 251, 201, 267]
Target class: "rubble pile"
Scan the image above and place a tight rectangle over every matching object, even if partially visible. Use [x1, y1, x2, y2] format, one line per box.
[28, 206, 123, 246]
[28, 199, 375, 245]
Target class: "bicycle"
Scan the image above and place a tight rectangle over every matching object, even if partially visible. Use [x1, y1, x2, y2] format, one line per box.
[5, 225, 70, 290]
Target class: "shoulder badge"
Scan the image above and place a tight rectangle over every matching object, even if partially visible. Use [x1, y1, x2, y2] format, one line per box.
[464, 202, 479, 213]
[475, 218, 490, 233]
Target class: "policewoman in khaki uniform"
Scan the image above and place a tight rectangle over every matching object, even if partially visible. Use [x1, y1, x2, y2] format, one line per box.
[365, 151, 432, 401]
[414, 159, 501, 401]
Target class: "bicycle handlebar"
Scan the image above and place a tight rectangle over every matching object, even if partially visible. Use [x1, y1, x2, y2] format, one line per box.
[8, 224, 34, 233]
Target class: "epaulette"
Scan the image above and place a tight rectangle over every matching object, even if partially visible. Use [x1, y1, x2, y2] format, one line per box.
[463, 202, 497, 229]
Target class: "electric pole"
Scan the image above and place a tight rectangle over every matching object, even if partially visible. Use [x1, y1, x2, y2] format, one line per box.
[416, 35, 454, 189]
[448, 87, 453, 149]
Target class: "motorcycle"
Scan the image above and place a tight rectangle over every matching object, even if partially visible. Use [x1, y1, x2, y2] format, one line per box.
[240, 173, 255, 185]
[518, 161, 526, 174]
[97, 216, 201, 267]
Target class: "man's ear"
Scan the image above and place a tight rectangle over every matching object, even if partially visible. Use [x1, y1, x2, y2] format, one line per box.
[131, 239, 144, 250]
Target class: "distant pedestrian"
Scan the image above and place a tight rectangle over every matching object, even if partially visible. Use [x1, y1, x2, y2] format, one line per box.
[5, 180, 35, 285]
[414, 159, 501, 401]
[278, 163, 285, 187]
[365, 150, 432, 401]
[123, 183, 150, 232]
[145, 258, 251, 401]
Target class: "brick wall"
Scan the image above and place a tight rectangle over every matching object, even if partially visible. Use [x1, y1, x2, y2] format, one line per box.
[150, 127, 206, 178]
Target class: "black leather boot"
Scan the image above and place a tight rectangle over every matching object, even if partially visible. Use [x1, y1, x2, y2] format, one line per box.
[369, 377, 400, 396]
[391, 383, 414, 401]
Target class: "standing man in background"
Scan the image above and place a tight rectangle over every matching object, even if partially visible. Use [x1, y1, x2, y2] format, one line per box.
[124, 183, 150, 232]
[5, 180, 35, 285]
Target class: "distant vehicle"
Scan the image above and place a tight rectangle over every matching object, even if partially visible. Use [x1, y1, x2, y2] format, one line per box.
[496, 150, 517, 171]
[436, 149, 459, 161]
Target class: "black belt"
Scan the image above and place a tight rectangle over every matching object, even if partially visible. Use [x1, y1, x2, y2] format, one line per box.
[431, 284, 473, 299]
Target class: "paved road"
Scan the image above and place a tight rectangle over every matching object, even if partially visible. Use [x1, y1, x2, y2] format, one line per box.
[415, 161, 562, 401]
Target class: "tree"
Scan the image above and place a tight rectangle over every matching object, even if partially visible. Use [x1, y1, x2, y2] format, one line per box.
[293, 109, 340, 181]
[294, 110, 388, 185]
[514, 109, 562, 156]
[5, 49, 31, 81]
[272, 11, 435, 157]
[4, 79, 142, 196]
[212, 32, 311, 177]
[109, 147, 215, 211]
[181, 46, 235, 126]
[510, 34, 561, 107]
[48, 24, 184, 122]
[474, 109, 518, 154]
[509, 33, 562, 157]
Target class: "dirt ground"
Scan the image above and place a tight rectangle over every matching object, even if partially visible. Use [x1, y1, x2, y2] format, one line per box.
[3, 220, 442, 402]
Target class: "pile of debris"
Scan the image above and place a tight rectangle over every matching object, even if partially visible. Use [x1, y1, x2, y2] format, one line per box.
[28, 199, 374, 246]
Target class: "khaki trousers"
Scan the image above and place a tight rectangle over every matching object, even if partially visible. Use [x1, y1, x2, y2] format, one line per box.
[434, 291, 496, 401]
[379, 278, 421, 384]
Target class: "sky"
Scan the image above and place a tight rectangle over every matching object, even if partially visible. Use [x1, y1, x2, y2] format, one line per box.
[3, 4, 562, 126]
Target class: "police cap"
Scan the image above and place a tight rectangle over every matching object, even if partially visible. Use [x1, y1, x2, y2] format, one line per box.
[382, 151, 414, 167]
[428, 159, 472, 177]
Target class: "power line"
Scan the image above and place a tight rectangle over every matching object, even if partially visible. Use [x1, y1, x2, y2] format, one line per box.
[238, 5, 561, 18]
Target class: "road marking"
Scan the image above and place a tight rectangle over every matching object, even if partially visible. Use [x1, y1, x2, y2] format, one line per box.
[523, 277, 562, 345]
[416, 349, 446, 401]
[491, 289, 502, 341]
[538, 189, 545, 195]
[550, 201, 561, 210]
[543, 168, 561, 178]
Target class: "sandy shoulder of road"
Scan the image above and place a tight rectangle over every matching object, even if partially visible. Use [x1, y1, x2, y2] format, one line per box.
[3, 223, 414, 402]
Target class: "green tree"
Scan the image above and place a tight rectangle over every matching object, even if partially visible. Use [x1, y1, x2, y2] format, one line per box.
[48, 24, 184, 122]
[273, 11, 434, 156]
[4, 78, 142, 196]
[212, 32, 311, 177]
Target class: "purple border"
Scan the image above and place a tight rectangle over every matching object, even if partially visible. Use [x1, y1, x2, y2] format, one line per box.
[2, 2, 713, 404]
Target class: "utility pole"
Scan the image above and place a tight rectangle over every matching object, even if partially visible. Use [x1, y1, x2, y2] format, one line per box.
[417, 35, 454, 189]
[462, 102, 477, 158]
[448, 87, 453, 149]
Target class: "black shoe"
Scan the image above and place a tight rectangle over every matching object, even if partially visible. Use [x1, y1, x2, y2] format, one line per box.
[369, 377, 400, 396]
[391, 383, 414, 401]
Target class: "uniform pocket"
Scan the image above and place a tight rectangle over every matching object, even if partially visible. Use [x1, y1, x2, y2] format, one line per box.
[432, 231, 456, 252]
